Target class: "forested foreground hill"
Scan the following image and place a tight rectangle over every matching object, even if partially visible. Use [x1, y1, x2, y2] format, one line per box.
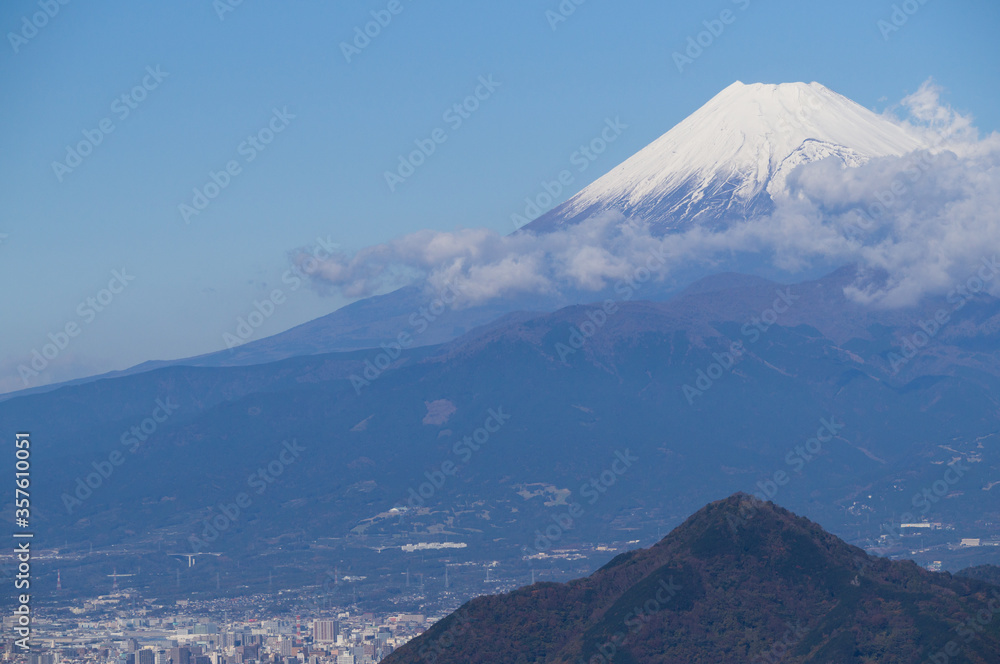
[386, 494, 1000, 664]
[959, 564, 1000, 588]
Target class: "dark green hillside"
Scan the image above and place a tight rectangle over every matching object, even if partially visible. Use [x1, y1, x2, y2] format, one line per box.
[959, 565, 1000, 588]
[386, 495, 1000, 664]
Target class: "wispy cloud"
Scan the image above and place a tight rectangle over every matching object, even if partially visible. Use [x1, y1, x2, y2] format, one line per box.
[295, 80, 999, 310]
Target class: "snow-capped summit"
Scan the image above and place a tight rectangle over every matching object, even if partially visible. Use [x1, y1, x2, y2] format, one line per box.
[526, 81, 926, 233]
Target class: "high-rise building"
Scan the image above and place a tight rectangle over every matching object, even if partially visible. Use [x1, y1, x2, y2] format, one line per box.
[28, 655, 56, 664]
[262, 620, 291, 635]
[138, 649, 155, 664]
[233, 645, 259, 663]
[168, 647, 191, 664]
[312, 620, 338, 643]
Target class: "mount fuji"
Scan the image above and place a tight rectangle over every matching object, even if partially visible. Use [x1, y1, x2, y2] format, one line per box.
[526, 81, 927, 234]
[4, 83, 937, 397]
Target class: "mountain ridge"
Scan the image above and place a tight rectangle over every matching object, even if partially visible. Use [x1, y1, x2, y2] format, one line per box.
[385, 494, 1000, 663]
[5, 268, 998, 599]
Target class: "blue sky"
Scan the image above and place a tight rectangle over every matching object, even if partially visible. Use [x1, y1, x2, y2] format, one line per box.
[1, 0, 998, 392]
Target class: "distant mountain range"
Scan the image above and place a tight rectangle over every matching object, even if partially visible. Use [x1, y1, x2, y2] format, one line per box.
[385, 494, 1000, 663]
[3, 267, 999, 597]
[0, 286, 565, 402]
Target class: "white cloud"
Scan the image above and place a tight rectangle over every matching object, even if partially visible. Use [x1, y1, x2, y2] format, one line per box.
[295, 80, 1000, 310]
[890, 78, 978, 148]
